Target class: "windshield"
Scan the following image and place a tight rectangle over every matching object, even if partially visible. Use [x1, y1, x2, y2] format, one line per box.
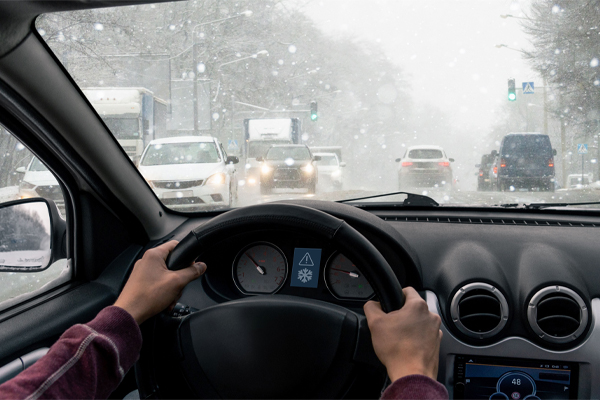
[266, 147, 310, 161]
[248, 141, 288, 158]
[38, 0, 600, 211]
[141, 142, 220, 166]
[408, 149, 444, 160]
[29, 158, 48, 172]
[102, 118, 140, 140]
[316, 155, 339, 166]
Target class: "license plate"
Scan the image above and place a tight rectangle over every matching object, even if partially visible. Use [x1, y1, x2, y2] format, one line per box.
[163, 190, 193, 199]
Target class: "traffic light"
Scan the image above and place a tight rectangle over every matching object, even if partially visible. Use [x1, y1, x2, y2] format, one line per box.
[508, 79, 516, 101]
[310, 101, 318, 121]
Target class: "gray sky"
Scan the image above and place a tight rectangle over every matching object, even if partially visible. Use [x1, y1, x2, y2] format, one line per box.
[302, 0, 537, 133]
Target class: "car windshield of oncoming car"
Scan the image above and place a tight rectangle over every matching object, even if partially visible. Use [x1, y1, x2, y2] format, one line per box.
[29, 158, 49, 172]
[102, 118, 140, 140]
[316, 155, 339, 166]
[266, 147, 311, 161]
[141, 142, 220, 166]
[38, 0, 600, 210]
[408, 149, 444, 159]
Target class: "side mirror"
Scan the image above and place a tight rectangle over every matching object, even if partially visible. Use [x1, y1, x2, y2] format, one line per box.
[395, 158, 401, 162]
[226, 156, 240, 164]
[491, 150, 498, 157]
[16, 167, 26, 174]
[553, 149, 557, 156]
[449, 158, 455, 162]
[256, 156, 264, 162]
[313, 155, 321, 161]
[0, 198, 65, 273]
[339, 162, 347, 167]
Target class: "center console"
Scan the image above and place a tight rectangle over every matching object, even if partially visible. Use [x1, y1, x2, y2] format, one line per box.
[453, 355, 579, 400]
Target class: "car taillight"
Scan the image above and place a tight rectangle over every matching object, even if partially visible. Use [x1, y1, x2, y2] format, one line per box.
[479, 170, 483, 176]
[438, 161, 450, 167]
[401, 161, 413, 167]
[548, 158, 554, 167]
[500, 158, 506, 168]
[493, 166, 497, 174]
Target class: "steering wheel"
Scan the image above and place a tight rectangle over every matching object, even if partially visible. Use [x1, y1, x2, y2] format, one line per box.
[136, 203, 405, 399]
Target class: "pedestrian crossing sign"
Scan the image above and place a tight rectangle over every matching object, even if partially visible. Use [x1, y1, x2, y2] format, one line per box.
[522, 82, 534, 94]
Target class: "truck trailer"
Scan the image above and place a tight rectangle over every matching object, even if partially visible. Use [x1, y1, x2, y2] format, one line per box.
[243, 118, 301, 185]
[83, 87, 167, 162]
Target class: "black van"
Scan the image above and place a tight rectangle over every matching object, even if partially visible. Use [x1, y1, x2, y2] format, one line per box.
[496, 133, 556, 191]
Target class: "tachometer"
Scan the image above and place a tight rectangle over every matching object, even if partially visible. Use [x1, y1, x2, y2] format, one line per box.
[325, 253, 374, 300]
[233, 242, 287, 294]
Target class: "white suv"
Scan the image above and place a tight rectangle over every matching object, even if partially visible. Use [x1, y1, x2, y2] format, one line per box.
[16, 157, 65, 215]
[395, 145, 454, 190]
[138, 136, 239, 210]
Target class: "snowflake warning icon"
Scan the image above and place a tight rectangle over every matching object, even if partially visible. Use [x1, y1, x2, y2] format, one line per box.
[297, 268, 313, 283]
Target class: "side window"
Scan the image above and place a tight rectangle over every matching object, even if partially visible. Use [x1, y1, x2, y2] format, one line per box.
[0, 125, 71, 311]
[220, 143, 228, 160]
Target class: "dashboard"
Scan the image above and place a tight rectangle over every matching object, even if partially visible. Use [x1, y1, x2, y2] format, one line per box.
[176, 203, 600, 399]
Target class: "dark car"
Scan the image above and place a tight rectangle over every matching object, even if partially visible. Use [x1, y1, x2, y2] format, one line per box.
[477, 153, 495, 191]
[496, 133, 556, 191]
[257, 145, 319, 194]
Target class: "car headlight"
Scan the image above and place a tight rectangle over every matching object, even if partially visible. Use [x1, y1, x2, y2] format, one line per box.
[206, 173, 226, 185]
[301, 164, 314, 174]
[261, 165, 273, 174]
[19, 181, 36, 190]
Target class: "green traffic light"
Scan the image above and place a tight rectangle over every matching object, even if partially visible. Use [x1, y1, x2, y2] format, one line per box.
[311, 113, 318, 121]
[508, 93, 516, 101]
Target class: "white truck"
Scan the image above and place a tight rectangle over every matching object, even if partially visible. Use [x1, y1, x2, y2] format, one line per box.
[243, 118, 301, 185]
[82, 88, 167, 162]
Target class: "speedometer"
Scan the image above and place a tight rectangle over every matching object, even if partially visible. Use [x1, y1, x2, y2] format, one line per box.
[325, 253, 374, 300]
[233, 242, 287, 294]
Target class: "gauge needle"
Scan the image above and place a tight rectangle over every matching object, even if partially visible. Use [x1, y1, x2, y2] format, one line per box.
[331, 268, 359, 278]
[246, 253, 266, 275]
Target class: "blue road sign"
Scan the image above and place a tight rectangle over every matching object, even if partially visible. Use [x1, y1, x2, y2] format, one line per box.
[290, 248, 322, 288]
[578, 144, 588, 154]
[227, 139, 239, 151]
[522, 82, 534, 94]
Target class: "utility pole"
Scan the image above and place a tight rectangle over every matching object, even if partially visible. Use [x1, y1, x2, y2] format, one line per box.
[561, 120, 567, 187]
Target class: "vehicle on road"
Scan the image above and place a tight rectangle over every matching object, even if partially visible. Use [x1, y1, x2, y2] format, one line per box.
[83, 88, 167, 163]
[258, 144, 319, 194]
[314, 152, 345, 189]
[16, 157, 64, 215]
[138, 136, 239, 210]
[395, 145, 454, 190]
[477, 153, 495, 191]
[565, 174, 593, 190]
[495, 133, 556, 192]
[243, 118, 301, 186]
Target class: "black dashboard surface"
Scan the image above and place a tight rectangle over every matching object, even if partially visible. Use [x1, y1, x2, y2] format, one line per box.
[173, 204, 600, 398]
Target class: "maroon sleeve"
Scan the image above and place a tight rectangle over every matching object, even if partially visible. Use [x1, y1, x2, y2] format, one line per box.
[381, 374, 449, 400]
[0, 306, 142, 400]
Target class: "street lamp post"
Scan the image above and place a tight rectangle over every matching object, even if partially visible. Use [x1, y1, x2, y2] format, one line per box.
[192, 10, 252, 134]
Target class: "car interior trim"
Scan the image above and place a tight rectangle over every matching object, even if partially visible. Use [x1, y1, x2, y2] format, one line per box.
[427, 291, 598, 399]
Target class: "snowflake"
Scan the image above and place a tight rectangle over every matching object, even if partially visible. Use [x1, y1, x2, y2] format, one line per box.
[297, 268, 312, 283]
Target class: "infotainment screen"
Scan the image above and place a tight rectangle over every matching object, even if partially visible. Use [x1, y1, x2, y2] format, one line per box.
[454, 355, 578, 400]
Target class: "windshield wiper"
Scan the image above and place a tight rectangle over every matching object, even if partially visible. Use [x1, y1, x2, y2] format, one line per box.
[498, 201, 600, 210]
[337, 191, 439, 206]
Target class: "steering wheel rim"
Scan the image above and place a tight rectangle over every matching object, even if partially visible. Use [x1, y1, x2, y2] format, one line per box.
[139, 203, 405, 399]
[167, 203, 404, 312]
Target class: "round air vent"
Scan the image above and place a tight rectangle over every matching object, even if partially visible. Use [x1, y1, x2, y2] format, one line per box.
[450, 282, 509, 339]
[527, 286, 589, 344]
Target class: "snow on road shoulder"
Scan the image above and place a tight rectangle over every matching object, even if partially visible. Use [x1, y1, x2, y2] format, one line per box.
[0, 186, 19, 203]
